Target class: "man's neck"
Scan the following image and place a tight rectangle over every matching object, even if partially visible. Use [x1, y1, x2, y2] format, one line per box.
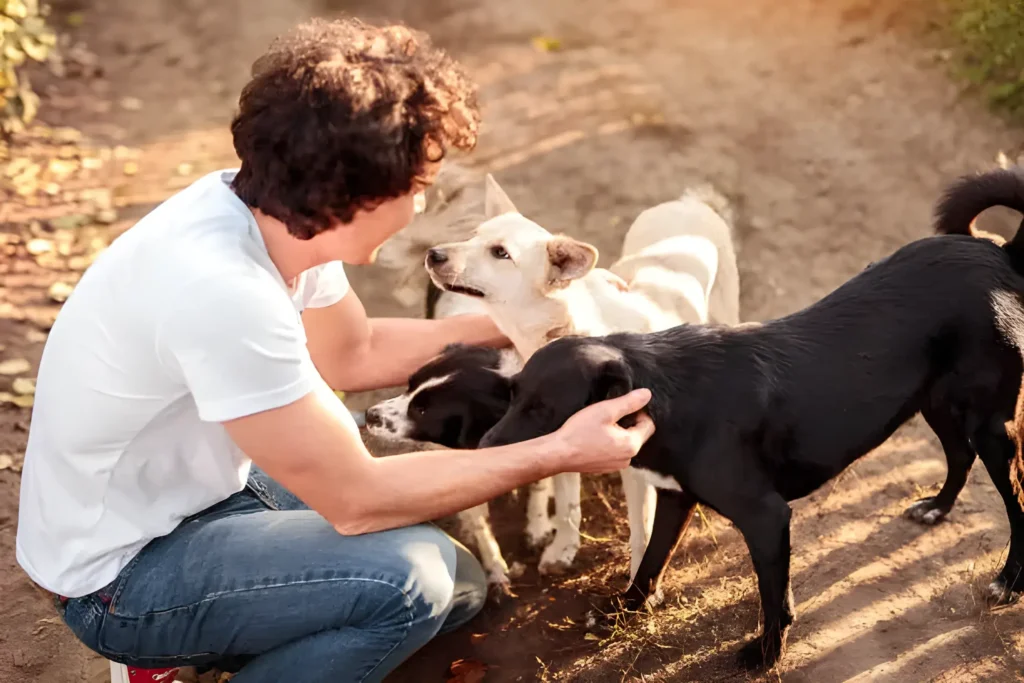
[252, 208, 320, 283]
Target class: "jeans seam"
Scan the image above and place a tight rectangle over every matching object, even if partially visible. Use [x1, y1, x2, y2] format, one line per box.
[356, 590, 415, 683]
[112, 576, 413, 618]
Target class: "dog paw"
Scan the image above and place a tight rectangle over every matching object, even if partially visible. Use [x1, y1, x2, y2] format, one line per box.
[525, 518, 556, 549]
[985, 577, 1022, 606]
[486, 573, 516, 604]
[736, 634, 782, 671]
[904, 497, 951, 526]
[538, 537, 580, 575]
[507, 561, 526, 579]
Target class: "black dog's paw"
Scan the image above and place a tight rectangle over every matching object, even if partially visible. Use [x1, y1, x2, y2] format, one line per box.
[736, 634, 783, 671]
[584, 589, 663, 632]
[903, 497, 951, 526]
[985, 576, 1023, 606]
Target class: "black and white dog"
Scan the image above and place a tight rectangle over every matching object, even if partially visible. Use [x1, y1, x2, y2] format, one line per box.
[480, 167, 1024, 669]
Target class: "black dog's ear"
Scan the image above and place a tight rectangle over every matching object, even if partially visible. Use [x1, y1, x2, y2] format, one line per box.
[589, 358, 639, 427]
[589, 358, 633, 403]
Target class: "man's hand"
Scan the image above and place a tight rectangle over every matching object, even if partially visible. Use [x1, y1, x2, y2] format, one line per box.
[552, 389, 655, 473]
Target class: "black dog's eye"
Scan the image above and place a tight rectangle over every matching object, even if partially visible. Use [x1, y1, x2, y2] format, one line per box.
[410, 403, 426, 417]
[490, 245, 510, 260]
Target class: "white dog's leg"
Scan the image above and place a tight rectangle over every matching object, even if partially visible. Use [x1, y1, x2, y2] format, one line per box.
[620, 467, 657, 581]
[457, 504, 514, 596]
[525, 478, 556, 548]
[539, 472, 582, 575]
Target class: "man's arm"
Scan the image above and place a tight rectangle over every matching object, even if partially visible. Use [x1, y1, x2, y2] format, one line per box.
[303, 289, 508, 393]
[223, 379, 654, 535]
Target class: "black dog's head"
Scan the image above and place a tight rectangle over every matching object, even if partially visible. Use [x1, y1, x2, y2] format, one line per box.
[365, 344, 519, 449]
[480, 336, 635, 448]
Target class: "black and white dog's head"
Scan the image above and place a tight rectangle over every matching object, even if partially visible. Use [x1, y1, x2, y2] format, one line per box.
[480, 336, 635, 448]
[366, 344, 521, 449]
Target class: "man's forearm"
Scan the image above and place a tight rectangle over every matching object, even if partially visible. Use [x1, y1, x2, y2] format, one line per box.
[331, 315, 508, 392]
[330, 436, 565, 535]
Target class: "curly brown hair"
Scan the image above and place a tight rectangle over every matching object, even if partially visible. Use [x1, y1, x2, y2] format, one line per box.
[230, 17, 480, 239]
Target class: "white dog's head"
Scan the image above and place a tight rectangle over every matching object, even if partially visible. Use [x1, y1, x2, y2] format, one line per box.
[424, 175, 599, 308]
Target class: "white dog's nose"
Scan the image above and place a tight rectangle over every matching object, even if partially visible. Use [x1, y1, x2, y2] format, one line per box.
[426, 248, 448, 265]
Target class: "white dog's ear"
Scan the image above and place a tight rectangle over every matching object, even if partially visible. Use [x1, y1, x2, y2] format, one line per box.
[547, 236, 598, 286]
[484, 174, 518, 219]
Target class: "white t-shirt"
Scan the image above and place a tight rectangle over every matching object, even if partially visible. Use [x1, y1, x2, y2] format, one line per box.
[16, 169, 353, 597]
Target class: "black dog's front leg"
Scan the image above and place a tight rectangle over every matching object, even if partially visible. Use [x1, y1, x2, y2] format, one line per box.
[618, 487, 697, 612]
[731, 494, 794, 670]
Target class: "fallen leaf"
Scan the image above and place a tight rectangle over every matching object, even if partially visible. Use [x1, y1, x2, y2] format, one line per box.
[123, 160, 139, 176]
[48, 281, 74, 303]
[0, 392, 33, 408]
[94, 208, 117, 224]
[119, 96, 142, 111]
[24, 329, 47, 343]
[0, 358, 31, 375]
[25, 238, 52, 255]
[446, 659, 488, 683]
[583, 632, 600, 641]
[0, 454, 13, 470]
[12, 377, 34, 395]
[50, 213, 90, 230]
[66, 12, 85, 27]
[531, 36, 563, 52]
[176, 162, 193, 176]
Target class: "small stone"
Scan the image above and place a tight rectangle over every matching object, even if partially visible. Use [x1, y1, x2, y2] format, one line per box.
[47, 281, 74, 303]
[94, 208, 117, 224]
[12, 377, 34, 395]
[25, 238, 53, 255]
[176, 162, 193, 176]
[122, 160, 139, 176]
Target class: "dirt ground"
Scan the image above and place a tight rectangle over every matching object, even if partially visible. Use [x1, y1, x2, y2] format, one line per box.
[2, 0, 1024, 681]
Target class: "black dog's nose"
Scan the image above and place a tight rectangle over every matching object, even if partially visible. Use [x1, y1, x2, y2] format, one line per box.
[426, 248, 448, 265]
[365, 407, 383, 427]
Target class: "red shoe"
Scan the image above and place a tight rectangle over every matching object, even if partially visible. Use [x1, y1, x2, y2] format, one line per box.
[110, 662, 181, 682]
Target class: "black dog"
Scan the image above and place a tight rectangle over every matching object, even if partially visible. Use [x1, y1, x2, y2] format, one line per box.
[481, 167, 1024, 670]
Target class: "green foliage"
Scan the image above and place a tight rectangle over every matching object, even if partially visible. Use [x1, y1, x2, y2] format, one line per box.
[0, 0, 56, 136]
[946, 0, 1024, 120]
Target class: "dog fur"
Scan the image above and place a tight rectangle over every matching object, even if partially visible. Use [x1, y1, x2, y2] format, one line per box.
[480, 166, 1024, 670]
[425, 174, 741, 578]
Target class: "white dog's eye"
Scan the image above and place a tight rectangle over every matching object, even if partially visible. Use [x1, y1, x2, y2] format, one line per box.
[490, 245, 510, 260]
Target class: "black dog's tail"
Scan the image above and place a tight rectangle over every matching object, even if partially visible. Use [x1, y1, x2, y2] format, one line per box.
[935, 166, 1024, 273]
[938, 167, 1024, 508]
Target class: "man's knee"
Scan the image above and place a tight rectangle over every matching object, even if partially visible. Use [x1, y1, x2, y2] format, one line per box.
[391, 525, 458, 626]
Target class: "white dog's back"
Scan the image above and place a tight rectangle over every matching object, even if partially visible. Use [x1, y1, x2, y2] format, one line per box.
[610, 186, 740, 328]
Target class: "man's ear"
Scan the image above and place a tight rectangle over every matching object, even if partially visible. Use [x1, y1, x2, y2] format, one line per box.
[547, 236, 598, 286]
[484, 174, 518, 219]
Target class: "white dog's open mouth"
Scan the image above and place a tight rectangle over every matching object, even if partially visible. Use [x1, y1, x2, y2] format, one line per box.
[443, 283, 486, 298]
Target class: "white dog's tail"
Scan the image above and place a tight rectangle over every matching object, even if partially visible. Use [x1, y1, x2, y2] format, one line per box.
[679, 183, 735, 238]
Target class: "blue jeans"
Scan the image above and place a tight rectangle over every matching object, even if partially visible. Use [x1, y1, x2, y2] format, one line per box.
[59, 467, 487, 682]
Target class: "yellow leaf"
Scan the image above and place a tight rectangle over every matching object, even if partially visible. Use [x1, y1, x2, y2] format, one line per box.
[0, 391, 33, 407]
[20, 34, 47, 61]
[12, 377, 34, 395]
[66, 12, 84, 27]
[0, 358, 30, 375]
[122, 160, 139, 176]
[531, 36, 563, 52]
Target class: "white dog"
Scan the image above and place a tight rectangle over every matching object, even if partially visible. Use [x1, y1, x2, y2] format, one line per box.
[424, 174, 741, 579]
